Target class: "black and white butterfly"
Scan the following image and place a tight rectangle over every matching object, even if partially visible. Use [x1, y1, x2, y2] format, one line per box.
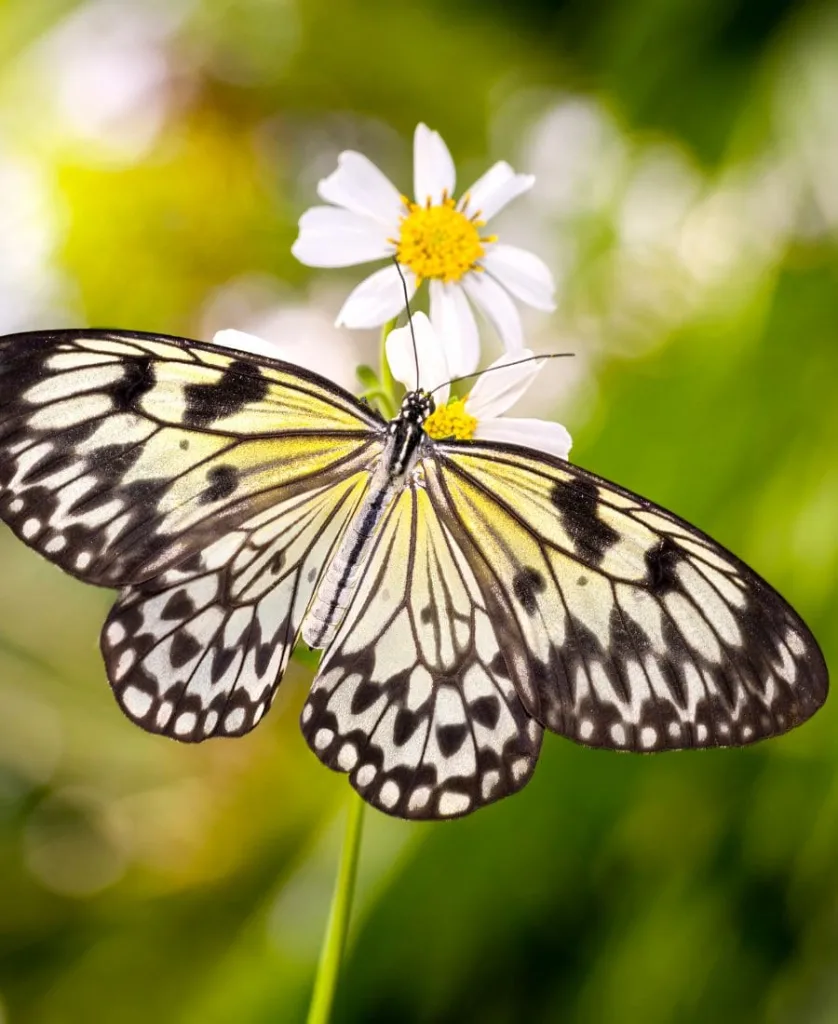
[0, 329, 827, 818]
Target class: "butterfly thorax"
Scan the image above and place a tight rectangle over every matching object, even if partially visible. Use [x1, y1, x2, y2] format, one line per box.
[301, 390, 434, 649]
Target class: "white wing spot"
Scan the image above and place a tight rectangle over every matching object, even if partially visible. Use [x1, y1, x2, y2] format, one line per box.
[510, 757, 529, 782]
[122, 686, 152, 718]
[22, 518, 40, 539]
[337, 743, 358, 770]
[610, 723, 626, 746]
[355, 764, 376, 787]
[741, 724, 753, 741]
[204, 710, 219, 735]
[379, 780, 400, 809]
[156, 702, 173, 728]
[174, 712, 196, 736]
[408, 786, 431, 813]
[481, 770, 500, 800]
[76, 551, 92, 570]
[114, 649, 135, 681]
[106, 621, 126, 645]
[668, 722, 681, 739]
[45, 535, 67, 554]
[786, 630, 806, 657]
[9, 498, 24, 514]
[225, 707, 245, 733]
[641, 726, 657, 748]
[579, 719, 594, 740]
[438, 791, 470, 816]
[314, 728, 334, 751]
[697, 723, 709, 742]
[301, 704, 313, 724]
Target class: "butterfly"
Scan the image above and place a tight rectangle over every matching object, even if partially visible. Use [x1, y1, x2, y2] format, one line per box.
[0, 329, 828, 819]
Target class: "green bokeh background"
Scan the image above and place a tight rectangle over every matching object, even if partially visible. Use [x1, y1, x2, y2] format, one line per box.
[0, 1, 837, 1022]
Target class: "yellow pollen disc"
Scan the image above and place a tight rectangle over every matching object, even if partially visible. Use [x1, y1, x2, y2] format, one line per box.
[423, 398, 477, 440]
[393, 196, 491, 284]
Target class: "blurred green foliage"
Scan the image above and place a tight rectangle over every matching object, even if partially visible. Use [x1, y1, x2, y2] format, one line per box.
[0, 0, 836, 1022]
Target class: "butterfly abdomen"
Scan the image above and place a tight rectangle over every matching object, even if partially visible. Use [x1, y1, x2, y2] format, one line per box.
[302, 479, 397, 649]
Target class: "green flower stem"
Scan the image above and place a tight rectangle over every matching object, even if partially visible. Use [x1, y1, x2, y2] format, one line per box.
[379, 318, 399, 411]
[305, 317, 397, 1024]
[307, 791, 366, 1024]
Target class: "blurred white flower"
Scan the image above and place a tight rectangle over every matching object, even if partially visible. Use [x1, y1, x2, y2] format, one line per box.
[292, 124, 555, 375]
[386, 313, 572, 458]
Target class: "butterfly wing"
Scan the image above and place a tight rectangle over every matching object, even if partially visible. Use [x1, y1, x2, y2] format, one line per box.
[102, 473, 370, 739]
[424, 441, 828, 752]
[300, 480, 542, 819]
[0, 329, 382, 586]
[0, 329, 386, 739]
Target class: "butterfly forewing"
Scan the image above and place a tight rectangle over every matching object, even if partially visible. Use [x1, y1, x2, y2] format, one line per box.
[301, 481, 542, 819]
[429, 441, 828, 753]
[0, 330, 381, 586]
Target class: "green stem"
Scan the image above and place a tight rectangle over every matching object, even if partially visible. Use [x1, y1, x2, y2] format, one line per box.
[379, 318, 399, 411]
[306, 789, 366, 1024]
[305, 317, 398, 1023]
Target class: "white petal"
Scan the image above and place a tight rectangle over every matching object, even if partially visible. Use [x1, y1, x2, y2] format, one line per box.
[460, 162, 534, 221]
[385, 311, 450, 399]
[474, 417, 572, 460]
[429, 280, 480, 377]
[335, 264, 416, 329]
[462, 273, 523, 354]
[317, 151, 404, 226]
[291, 207, 392, 268]
[483, 244, 556, 311]
[213, 329, 289, 361]
[466, 348, 540, 419]
[413, 123, 456, 206]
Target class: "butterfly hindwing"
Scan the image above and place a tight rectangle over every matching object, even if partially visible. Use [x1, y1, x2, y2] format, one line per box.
[0, 330, 381, 587]
[102, 473, 371, 740]
[428, 442, 828, 753]
[301, 482, 542, 819]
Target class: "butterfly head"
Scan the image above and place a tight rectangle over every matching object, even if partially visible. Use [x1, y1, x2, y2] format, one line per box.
[399, 389, 435, 426]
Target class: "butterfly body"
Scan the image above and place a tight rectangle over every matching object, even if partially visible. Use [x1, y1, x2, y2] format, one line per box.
[302, 390, 433, 649]
[0, 329, 828, 819]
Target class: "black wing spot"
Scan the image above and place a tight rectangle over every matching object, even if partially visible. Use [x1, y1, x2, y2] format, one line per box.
[645, 537, 681, 594]
[268, 552, 284, 575]
[111, 356, 155, 412]
[211, 646, 237, 683]
[201, 465, 239, 504]
[437, 723, 468, 757]
[470, 695, 501, 729]
[184, 360, 269, 427]
[170, 630, 201, 668]
[577, 575, 588, 586]
[161, 590, 197, 621]
[306, 566, 317, 583]
[489, 651, 510, 679]
[394, 709, 422, 745]
[551, 478, 619, 564]
[179, 439, 190, 451]
[512, 567, 546, 616]
[420, 605, 433, 624]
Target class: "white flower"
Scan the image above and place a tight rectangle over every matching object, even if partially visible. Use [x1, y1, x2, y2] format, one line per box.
[292, 124, 556, 376]
[385, 313, 572, 459]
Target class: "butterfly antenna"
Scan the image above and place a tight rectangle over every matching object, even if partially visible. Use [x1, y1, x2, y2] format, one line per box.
[393, 258, 420, 390]
[429, 352, 575, 397]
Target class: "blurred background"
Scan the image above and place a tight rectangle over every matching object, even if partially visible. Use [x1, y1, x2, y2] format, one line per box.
[1, 0, 837, 1021]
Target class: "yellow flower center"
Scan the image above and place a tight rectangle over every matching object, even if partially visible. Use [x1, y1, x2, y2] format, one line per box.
[393, 195, 494, 284]
[423, 398, 477, 440]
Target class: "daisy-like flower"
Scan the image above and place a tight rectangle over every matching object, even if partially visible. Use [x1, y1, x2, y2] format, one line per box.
[292, 124, 556, 376]
[385, 313, 572, 458]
